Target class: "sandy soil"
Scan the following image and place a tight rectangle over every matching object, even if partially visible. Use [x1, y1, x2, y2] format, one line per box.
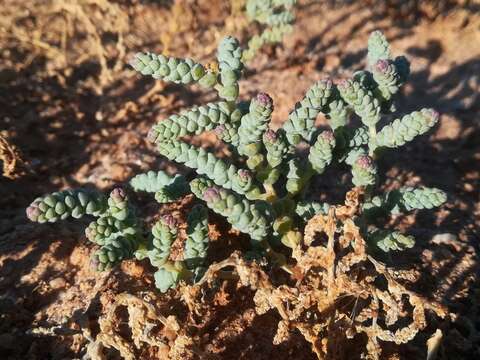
[0, 1, 479, 359]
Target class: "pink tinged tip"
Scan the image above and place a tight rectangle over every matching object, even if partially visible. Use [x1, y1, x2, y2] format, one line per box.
[374, 59, 389, 73]
[161, 214, 177, 228]
[203, 187, 220, 203]
[256, 92, 273, 107]
[214, 125, 226, 136]
[26, 204, 41, 221]
[319, 78, 333, 88]
[238, 169, 251, 180]
[356, 155, 374, 169]
[90, 255, 100, 270]
[111, 188, 126, 202]
[320, 130, 335, 142]
[147, 129, 158, 143]
[425, 108, 440, 123]
[337, 79, 349, 90]
[264, 129, 277, 142]
[128, 56, 139, 69]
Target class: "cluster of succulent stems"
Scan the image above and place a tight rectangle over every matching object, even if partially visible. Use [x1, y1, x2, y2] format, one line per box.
[26, 30, 446, 292]
[242, 0, 297, 62]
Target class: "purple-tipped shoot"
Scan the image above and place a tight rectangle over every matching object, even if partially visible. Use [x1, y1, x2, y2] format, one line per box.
[319, 78, 333, 88]
[110, 188, 126, 203]
[356, 155, 374, 169]
[203, 187, 220, 203]
[147, 128, 158, 143]
[264, 129, 277, 143]
[256, 92, 273, 108]
[26, 202, 41, 222]
[337, 79, 350, 90]
[374, 59, 390, 73]
[214, 124, 226, 136]
[320, 130, 335, 142]
[423, 108, 440, 124]
[238, 169, 251, 181]
[161, 214, 177, 229]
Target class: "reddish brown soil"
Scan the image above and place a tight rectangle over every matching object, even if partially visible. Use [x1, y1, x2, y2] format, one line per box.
[0, 1, 479, 359]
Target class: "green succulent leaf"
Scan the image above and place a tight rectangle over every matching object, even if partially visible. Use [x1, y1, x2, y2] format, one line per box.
[282, 79, 333, 146]
[190, 178, 273, 242]
[26, 189, 107, 223]
[154, 267, 182, 293]
[367, 30, 392, 67]
[367, 230, 415, 252]
[92, 234, 139, 271]
[308, 130, 336, 174]
[184, 204, 210, 274]
[295, 201, 330, 222]
[351, 155, 377, 187]
[130, 53, 217, 88]
[147, 101, 240, 144]
[337, 79, 381, 128]
[375, 108, 439, 149]
[157, 140, 262, 200]
[389, 187, 447, 212]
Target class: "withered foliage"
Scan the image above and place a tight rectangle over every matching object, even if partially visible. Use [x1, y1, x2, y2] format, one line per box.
[86, 189, 448, 359]
[181, 189, 447, 359]
[89, 189, 448, 359]
[0, 0, 128, 90]
[86, 293, 206, 360]
[0, 132, 25, 179]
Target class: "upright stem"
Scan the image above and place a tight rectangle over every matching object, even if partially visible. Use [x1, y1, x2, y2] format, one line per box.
[261, 240, 294, 274]
[326, 210, 336, 300]
[263, 183, 278, 202]
[368, 125, 377, 156]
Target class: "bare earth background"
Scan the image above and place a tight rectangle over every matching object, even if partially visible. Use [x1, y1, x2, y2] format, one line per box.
[0, 0, 479, 359]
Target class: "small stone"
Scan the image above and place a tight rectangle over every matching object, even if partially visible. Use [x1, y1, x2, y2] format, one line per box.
[431, 233, 458, 245]
[49, 277, 67, 289]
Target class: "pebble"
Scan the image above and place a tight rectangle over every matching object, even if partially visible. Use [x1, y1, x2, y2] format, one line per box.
[431, 233, 458, 244]
[49, 277, 67, 289]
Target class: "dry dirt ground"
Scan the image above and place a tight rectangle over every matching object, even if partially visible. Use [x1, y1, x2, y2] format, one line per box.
[0, 1, 479, 359]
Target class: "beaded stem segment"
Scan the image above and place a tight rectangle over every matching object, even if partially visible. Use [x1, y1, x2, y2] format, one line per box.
[375, 109, 439, 149]
[184, 204, 210, 280]
[238, 93, 274, 169]
[26, 190, 107, 223]
[130, 53, 218, 88]
[282, 79, 333, 146]
[243, 0, 297, 62]
[190, 178, 273, 242]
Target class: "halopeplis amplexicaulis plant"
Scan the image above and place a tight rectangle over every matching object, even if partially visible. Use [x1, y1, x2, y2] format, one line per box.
[26, 31, 446, 292]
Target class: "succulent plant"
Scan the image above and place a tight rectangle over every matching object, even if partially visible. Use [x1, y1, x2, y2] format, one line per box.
[27, 188, 144, 271]
[26, 31, 446, 292]
[242, 0, 297, 61]
[26, 190, 107, 223]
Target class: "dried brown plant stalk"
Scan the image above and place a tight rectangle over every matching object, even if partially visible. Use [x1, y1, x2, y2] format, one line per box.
[0, 0, 127, 90]
[35, 189, 448, 359]
[160, 0, 198, 56]
[0, 132, 25, 179]
[185, 188, 448, 359]
[88, 292, 207, 360]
